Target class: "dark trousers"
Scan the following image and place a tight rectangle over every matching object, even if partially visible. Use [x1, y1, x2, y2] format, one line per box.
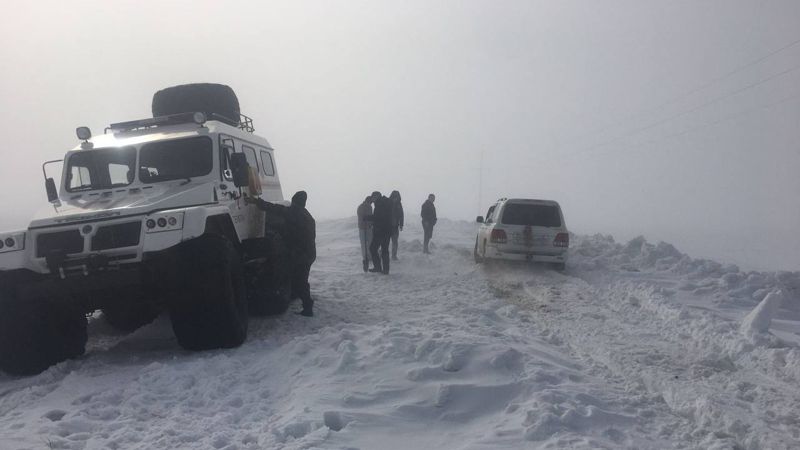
[422, 221, 434, 253]
[390, 226, 399, 259]
[292, 260, 313, 311]
[370, 230, 391, 273]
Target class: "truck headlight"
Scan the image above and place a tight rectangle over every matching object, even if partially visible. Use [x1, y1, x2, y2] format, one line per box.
[0, 232, 25, 253]
[145, 212, 184, 233]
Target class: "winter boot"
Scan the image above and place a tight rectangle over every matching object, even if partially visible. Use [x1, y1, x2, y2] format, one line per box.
[362, 259, 369, 273]
[300, 299, 314, 317]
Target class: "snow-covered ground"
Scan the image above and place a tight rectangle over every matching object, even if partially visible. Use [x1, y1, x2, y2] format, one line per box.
[2, 219, 800, 449]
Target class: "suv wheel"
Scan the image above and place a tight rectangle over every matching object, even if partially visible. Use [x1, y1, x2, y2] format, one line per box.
[169, 234, 248, 350]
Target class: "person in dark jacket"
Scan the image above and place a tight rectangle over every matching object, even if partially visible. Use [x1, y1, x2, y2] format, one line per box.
[367, 191, 393, 274]
[246, 191, 316, 316]
[421, 194, 437, 254]
[389, 190, 404, 261]
[357, 195, 373, 272]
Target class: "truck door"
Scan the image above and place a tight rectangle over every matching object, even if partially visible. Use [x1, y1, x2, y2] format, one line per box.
[258, 148, 283, 202]
[239, 144, 264, 238]
[218, 135, 263, 240]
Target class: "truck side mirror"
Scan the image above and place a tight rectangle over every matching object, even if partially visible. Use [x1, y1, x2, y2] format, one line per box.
[229, 153, 250, 188]
[45, 178, 59, 203]
[476, 216, 484, 223]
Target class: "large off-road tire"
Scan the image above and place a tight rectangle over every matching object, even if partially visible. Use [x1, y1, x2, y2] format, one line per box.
[247, 231, 291, 316]
[169, 234, 248, 351]
[152, 83, 240, 126]
[0, 280, 87, 376]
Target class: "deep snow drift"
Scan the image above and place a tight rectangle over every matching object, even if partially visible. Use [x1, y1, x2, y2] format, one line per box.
[1, 219, 799, 449]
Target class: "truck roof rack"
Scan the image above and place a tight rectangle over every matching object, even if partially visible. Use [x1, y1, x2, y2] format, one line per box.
[105, 111, 256, 134]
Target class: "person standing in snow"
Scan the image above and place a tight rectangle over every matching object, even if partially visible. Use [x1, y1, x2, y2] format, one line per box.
[246, 191, 316, 317]
[421, 194, 437, 254]
[367, 191, 393, 274]
[357, 195, 373, 273]
[389, 190, 404, 261]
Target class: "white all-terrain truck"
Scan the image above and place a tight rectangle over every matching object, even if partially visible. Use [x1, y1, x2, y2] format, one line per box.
[0, 84, 293, 375]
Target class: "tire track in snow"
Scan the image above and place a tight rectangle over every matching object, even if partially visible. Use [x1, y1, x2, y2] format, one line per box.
[483, 263, 800, 448]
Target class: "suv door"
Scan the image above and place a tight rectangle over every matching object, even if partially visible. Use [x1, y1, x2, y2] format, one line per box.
[477, 204, 497, 257]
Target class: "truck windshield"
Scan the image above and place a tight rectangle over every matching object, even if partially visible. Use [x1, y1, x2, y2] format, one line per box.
[139, 136, 213, 183]
[501, 203, 562, 227]
[65, 147, 136, 192]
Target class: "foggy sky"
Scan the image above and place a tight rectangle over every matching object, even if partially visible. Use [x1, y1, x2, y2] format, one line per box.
[1, 0, 798, 270]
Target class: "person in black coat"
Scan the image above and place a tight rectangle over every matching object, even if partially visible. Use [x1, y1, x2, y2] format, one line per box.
[389, 190, 404, 260]
[421, 193, 437, 254]
[246, 191, 316, 316]
[367, 191, 393, 274]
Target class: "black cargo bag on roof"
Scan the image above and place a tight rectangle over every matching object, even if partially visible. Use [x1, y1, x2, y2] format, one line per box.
[152, 83, 241, 126]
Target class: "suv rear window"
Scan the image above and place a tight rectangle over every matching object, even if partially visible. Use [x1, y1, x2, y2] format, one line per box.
[501, 203, 561, 227]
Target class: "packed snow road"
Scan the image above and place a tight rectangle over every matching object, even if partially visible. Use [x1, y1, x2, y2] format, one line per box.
[1, 219, 799, 449]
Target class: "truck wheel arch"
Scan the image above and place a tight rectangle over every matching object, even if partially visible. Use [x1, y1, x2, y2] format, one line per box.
[204, 215, 240, 245]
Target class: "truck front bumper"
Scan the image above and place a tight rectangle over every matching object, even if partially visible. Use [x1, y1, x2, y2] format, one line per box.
[15, 266, 143, 302]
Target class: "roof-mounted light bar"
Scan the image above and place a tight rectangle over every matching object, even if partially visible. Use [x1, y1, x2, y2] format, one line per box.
[104, 111, 255, 134]
[106, 112, 207, 133]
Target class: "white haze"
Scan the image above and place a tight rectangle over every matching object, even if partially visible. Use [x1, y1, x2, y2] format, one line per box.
[0, 0, 798, 271]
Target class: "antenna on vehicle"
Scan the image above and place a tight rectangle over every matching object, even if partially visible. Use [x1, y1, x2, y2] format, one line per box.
[477, 148, 484, 213]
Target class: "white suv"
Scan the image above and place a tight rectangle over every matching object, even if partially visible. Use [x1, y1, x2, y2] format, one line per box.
[474, 198, 569, 270]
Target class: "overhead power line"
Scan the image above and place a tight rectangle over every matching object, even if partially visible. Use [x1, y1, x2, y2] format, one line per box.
[503, 90, 800, 174]
[565, 61, 800, 159]
[577, 90, 800, 162]
[564, 35, 800, 147]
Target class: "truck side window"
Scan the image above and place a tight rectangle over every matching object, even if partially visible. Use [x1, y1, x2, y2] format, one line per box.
[220, 137, 234, 181]
[242, 145, 259, 172]
[260, 151, 275, 176]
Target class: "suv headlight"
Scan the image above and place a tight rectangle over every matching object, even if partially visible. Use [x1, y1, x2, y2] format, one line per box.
[144, 212, 184, 233]
[0, 232, 25, 253]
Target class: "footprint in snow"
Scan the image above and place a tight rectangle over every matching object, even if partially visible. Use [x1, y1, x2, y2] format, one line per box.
[43, 410, 67, 422]
[323, 411, 352, 431]
[278, 420, 316, 441]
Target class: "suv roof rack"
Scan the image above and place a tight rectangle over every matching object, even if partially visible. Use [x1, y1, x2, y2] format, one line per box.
[105, 111, 256, 134]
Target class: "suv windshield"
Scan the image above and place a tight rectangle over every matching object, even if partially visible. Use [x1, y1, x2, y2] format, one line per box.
[139, 136, 213, 183]
[501, 203, 562, 227]
[66, 147, 136, 192]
